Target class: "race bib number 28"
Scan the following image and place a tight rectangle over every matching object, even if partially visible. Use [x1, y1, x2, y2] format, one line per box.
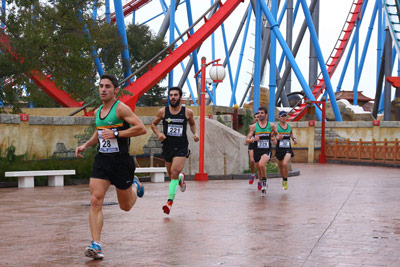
[98, 130, 119, 153]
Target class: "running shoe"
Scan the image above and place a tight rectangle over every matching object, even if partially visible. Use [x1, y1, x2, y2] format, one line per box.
[178, 173, 186, 192]
[257, 181, 262, 190]
[162, 200, 173, 214]
[249, 174, 255, 184]
[84, 241, 104, 260]
[282, 179, 288, 190]
[261, 179, 268, 197]
[261, 187, 267, 197]
[133, 176, 144, 198]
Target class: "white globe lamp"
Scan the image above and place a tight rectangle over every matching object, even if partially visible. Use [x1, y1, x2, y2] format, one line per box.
[209, 64, 226, 83]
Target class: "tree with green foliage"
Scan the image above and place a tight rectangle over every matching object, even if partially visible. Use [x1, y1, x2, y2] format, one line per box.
[0, 1, 168, 111]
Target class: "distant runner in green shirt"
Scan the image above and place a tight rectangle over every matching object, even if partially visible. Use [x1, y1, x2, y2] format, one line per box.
[273, 110, 297, 190]
[246, 107, 278, 197]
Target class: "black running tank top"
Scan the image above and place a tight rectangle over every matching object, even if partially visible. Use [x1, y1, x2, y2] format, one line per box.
[162, 106, 188, 147]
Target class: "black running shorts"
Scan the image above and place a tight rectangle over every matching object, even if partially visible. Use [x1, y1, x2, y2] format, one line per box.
[254, 150, 271, 163]
[162, 144, 190, 163]
[90, 153, 135, 190]
[275, 149, 294, 161]
[248, 141, 257, 151]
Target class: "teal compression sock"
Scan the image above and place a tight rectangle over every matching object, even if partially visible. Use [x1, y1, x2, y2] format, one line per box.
[168, 179, 180, 200]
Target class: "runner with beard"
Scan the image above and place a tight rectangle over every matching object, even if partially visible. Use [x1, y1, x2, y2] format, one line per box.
[151, 87, 199, 214]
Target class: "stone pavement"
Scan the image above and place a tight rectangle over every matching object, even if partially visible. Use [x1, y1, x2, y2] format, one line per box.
[0, 163, 400, 266]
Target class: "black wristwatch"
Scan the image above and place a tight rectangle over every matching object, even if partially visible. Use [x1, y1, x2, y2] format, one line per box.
[113, 130, 119, 138]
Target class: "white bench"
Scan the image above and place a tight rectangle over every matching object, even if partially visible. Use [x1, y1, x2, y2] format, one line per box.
[135, 167, 167, 183]
[5, 170, 76, 188]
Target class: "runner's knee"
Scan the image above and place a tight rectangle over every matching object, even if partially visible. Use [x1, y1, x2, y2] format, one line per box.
[119, 202, 133, 212]
[90, 193, 104, 210]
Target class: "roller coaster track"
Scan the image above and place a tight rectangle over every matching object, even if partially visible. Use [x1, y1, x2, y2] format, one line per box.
[120, 0, 244, 110]
[0, 30, 82, 108]
[109, 0, 152, 23]
[288, 0, 364, 121]
[383, 0, 400, 58]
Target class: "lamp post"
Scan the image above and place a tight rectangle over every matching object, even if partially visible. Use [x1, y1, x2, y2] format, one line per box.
[194, 57, 225, 181]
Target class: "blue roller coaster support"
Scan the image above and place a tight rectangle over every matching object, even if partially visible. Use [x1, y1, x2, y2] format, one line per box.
[299, 0, 342, 121]
[377, 0, 383, 81]
[92, 0, 98, 20]
[352, 0, 378, 99]
[105, 0, 111, 24]
[354, 19, 360, 106]
[253, 0, 262, 114]
[114, 0, 133, 86]
[78, 9, 104, 76]
[230, 5, 252, 107]
[259, 0, 322, 120]
[221, 23, 235, 106]
[168, 0, 176, 89]
[269, 0, 277, 121]
[278, 0, 300, 72]
[1, 0, 5, 28]
[384, 27, 392, 121]
[159, 0, 196, 104]
[185, 0, 200, 87]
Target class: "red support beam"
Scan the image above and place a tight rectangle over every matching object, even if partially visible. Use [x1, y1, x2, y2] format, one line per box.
[0, 31, 82, 108]
[121, 0, 244, 110]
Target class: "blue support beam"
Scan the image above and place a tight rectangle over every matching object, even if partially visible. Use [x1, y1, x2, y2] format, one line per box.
[168, 0, 176, 88]
[258, 0, 322, 120]
[299, 0, 342, 121]
[114, 0, 133, 85]
[230, 5, 252, 107]
[185, 0, 200, 90]
[105, 0, 111, 23]
[353, 0, 378, 102]
[221, 23, 235, 106]
[269, 0, 277, 121]
[253, 0, 262, 114]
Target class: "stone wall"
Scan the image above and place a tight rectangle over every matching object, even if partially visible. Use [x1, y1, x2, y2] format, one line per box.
[1, 113, 399, 172]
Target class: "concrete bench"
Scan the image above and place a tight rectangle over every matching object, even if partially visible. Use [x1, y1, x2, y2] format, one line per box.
[135, 167, 167, 183]
[5, 170, 76, 188]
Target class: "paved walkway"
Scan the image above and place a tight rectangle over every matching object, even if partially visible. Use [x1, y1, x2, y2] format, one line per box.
[1, 163, 400, 266]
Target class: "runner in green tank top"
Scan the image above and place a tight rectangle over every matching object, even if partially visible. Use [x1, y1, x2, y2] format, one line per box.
[75, 74, 147, 260]
[273, 111, 297, 190]
[246, 107, 278, 197]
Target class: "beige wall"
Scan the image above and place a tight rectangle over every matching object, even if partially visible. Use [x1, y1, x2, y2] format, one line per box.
[1, 113, 399, 166]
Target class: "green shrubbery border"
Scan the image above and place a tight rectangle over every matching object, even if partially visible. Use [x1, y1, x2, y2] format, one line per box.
[0, 144, 95, 185]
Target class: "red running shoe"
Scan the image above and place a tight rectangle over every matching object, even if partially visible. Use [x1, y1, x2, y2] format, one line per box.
[249, 174, 255, 184]
[162, 200, 173, 214]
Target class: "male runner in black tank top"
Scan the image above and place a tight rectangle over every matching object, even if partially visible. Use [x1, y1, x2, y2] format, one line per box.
[151, 87, 199, 214]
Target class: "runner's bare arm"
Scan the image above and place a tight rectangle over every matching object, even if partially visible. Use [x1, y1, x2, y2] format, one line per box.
[75, 111, 99, 157]
[114, 102, 147, 138]
[151, 108, 167, 142]
[245, 124, 256, 144]
[290, 128, 298, 145]
[186, 108, 199, 142]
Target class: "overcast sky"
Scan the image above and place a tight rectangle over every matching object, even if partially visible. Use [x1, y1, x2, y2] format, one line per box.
[114, 0, 395, 106]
